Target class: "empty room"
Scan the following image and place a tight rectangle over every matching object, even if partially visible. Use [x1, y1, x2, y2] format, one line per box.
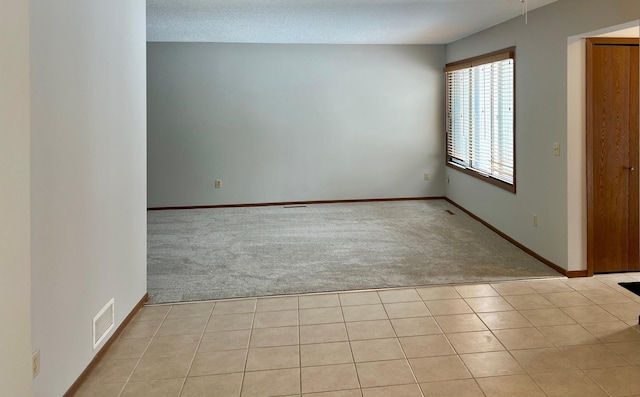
[3, 0, 640, 397]
[144, 20, 559, 303]
[145, 1, 565, 304]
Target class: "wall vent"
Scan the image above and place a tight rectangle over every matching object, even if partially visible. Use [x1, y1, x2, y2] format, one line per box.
[93, 298, 115, 349]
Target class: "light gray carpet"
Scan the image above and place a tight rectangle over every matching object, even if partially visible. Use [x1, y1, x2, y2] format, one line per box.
[147, 200, 561, 304]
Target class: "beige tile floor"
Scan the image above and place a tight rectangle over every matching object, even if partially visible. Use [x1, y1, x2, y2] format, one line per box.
[75, 273, 640, 397]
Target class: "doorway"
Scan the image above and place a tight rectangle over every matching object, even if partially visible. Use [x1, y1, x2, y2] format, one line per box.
[587, 37, 640, 274]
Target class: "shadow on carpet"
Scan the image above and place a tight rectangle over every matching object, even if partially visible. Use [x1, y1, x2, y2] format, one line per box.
[147, 200, 562, 304]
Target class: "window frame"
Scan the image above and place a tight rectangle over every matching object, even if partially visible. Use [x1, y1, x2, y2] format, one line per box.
[444, 47, 517, 193]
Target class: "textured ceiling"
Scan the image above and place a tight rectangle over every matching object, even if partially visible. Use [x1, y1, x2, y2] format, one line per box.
[147, 0, 559, 44]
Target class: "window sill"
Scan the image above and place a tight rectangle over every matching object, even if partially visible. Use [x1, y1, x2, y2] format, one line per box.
[446, 162, 516, 194]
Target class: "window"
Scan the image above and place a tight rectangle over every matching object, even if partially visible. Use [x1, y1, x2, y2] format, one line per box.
[445, 47, 515, 193]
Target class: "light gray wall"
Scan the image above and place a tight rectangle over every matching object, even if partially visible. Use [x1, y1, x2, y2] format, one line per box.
[147, 43, 445, 207]
[30, 1, 147, 395]
[0, 0, 33, 395]
[445, 0, 639, 271]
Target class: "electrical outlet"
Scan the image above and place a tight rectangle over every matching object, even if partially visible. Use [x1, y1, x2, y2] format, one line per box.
[215, 179, 222, 189]
[424, 172, 430, 181]
[553, 143, 560, 156]
[447, 175, 450, 183]
[533, 214, 538, 228]
[32, 350, 40, 379]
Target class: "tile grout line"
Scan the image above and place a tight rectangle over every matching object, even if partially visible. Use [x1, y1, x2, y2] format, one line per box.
[431, 306, 489, 396]
[238, 302, 258, 397]
[176, 302, 216, 397]
[340, 297, 364, 396]
[593, 367, 640, 397]
[297, 296, 302, 396]
[459, 293, 511, 396]
[116, 305, 172, 397]
[377, 289, 426, 397]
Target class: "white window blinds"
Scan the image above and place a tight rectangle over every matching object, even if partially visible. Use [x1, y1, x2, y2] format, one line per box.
[446, 51, 515, 188]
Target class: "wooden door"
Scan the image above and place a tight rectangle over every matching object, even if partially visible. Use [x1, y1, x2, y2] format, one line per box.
[587, 38, 640, 274]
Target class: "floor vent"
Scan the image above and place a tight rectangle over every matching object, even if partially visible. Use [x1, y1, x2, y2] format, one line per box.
[445, 210, 455, 215]
[93, 298, 115, 349]
[284, 205, 307, 208]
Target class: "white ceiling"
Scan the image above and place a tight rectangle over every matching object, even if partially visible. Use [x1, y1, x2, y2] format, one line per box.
[147, 0, 559, 44]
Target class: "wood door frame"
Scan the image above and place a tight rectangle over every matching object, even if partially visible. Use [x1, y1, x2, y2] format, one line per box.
[586, 37, 640, 276]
